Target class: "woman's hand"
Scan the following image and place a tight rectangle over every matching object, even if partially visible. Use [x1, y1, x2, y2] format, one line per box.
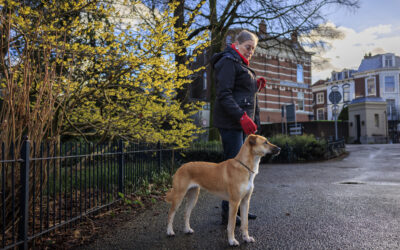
[240, 112, 257, 135]
[257, 77, 266, 91]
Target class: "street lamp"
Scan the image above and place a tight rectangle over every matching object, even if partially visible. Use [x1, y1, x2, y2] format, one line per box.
[329, 85, 342, 140]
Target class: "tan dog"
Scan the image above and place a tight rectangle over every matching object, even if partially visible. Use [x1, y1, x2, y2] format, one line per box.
[166, 134, 280, 246]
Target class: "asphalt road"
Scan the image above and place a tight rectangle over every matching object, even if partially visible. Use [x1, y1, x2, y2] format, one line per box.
[77, 144, 400, 250]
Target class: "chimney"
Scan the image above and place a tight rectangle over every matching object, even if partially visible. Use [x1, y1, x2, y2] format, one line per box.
[364, 52, 372, 58]
[259, 20, 266, 35]
[291, 31, 298, 43]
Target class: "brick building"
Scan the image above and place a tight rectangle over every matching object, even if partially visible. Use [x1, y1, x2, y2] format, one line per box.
[190, 21, 314, 127]
[250, 22, 314, 124]
[312, 80, 328, 120]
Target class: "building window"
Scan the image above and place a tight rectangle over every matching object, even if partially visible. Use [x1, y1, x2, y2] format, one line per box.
[387, 99, 396, 119]
[366, 77, 376, 96]
[384, 76, 395, 92]
[384, 55, 393, 67]
[297, 92, 304, 111]
[374, 114, 379, 127]
[332, 72, 336, 81]
[226, 35, 232, 45]
[316, 92, 324, 104]
[343, 84, 350, 102]
[297, 64, 304, 83]
[317, 108, 324, 120]
[203, 71, 207, 90]
[344, 71, 349, 79]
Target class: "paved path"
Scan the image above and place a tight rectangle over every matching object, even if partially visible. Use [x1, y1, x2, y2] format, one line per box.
[77, 144, 400, 249]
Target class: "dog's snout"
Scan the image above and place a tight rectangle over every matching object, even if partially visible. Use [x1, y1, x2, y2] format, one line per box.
[273, 146, 281, 155]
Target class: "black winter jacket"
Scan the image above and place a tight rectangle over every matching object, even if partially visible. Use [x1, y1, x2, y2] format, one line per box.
[211, 46, 260, 130]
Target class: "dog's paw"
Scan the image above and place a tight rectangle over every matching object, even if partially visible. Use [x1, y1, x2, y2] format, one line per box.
[184, 228, 194, 234]
[166, 229, 175, 237]
[229, 238, 240, 246]
[243, 235, 255, 243]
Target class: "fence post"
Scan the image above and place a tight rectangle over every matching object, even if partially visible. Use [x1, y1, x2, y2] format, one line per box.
[118, 140, 124, 194]
[157, 141, 162, 172]
[19, 137, 30, 250]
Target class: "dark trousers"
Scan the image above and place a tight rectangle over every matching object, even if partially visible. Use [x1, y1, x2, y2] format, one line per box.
[218, 128, 245, 215]
[219, 128, 245, 159]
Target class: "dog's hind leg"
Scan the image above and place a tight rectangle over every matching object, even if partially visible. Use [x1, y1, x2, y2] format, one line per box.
[167, 185, 187, 236]
[183, 186, 200, 234]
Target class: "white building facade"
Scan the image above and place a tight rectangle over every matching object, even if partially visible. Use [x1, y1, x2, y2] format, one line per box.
[326, 69, 357, 120]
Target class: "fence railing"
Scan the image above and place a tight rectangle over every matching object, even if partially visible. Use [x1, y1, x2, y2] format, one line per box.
[326, 137, 346, 159]
[0, 139, 183, 250]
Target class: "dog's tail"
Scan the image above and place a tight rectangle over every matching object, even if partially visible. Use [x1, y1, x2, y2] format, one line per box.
[165, 188, 174, 203]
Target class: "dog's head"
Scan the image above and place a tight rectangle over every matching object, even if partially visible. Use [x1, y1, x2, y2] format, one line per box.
[247, 134, 280, 157]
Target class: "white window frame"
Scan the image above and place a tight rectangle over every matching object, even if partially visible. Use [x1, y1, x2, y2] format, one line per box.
[316, 92, 324, 104]
[384, 55, 394, 67]
[342, 84, 351, 102]
[203, 71, 207, 90]
[387, 99, 396, 119]
[384, 75, 395, 93]
[297, 92, 304, 111]
[317, 108, 324, 120]
[366, 77, 376, 96]
[297, 64, 304, 83]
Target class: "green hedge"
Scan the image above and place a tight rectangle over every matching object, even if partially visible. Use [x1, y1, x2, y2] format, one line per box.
[180, 134, 329, 164]
[180, 140, 224, 163]
[264, 134, 327, 163]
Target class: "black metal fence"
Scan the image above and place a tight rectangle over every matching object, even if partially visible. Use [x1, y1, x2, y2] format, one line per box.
[0, 139, 184, 250]
[326, 137, 346, 159]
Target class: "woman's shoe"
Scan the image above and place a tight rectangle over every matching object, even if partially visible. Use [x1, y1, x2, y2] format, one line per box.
[221, 213, 241, 226]
[237, 210, 257, 220]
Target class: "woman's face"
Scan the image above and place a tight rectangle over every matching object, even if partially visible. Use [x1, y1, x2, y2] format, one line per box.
[235, 40, 257, 60]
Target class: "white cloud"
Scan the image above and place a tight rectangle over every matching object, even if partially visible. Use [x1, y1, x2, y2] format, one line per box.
[312, 24, 400, 83]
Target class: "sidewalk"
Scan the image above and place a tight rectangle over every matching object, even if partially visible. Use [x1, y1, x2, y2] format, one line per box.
[76, 144, 400, 249]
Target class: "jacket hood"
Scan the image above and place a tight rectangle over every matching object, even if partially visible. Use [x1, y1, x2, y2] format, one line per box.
[210, 46, 241, 68]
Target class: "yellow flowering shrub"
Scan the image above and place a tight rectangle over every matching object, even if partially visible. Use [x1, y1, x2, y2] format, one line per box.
[0, 0, 209, 147]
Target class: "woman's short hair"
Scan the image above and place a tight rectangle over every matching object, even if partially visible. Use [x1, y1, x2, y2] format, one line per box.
[235, 30, 258, 45]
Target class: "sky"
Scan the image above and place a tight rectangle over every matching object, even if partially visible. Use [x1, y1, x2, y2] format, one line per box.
[311, 0, 400, 83]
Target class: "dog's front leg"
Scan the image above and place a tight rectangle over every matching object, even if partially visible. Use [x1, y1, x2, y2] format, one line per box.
[227, 200, 240, 246]
[240, 191, 255, 243]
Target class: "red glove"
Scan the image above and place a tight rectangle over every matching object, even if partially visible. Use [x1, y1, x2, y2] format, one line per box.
[239, 112, 257, 135]
[257, 77, 266, 91]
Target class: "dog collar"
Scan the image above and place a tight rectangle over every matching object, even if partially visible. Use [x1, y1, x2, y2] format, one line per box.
[234, 159, 255, 174]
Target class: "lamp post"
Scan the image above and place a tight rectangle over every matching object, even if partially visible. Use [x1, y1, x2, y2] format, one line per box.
[329, 85, 342, 140]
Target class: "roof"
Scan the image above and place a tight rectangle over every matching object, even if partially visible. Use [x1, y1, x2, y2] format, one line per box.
[350, 97, 386, 104]
[312, 80, 326, 86]
[358, 53, 400, 72]
[358, 55, 382, 72]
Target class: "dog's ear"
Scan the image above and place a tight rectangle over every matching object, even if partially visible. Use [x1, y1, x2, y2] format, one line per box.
[248, 135, 257, 146]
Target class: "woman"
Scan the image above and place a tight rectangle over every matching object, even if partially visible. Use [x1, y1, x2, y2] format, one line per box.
[211, 30, 266, 225]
